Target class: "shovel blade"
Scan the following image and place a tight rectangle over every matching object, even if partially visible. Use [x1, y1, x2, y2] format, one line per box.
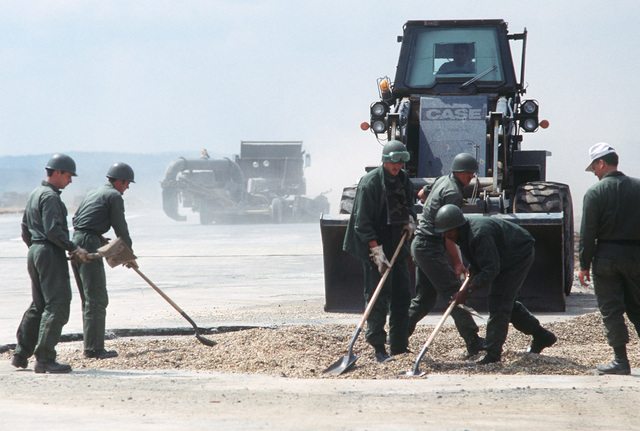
[323, 354, 358, 375]
[401, 369, 427, 377]
[401, 364, 427, 377]
[196, 334, 217, 347]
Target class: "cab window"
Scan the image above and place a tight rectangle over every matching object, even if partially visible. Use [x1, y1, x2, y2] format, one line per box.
[405, 27, 505, 88]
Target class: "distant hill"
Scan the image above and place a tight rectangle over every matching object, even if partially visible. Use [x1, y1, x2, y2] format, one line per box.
[0, 151, 223, 211]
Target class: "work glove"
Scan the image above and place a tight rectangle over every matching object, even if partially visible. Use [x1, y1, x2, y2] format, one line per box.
[402, 215, 417, 238]
[124, 259, 139, 269]
[451, 283, 475, 306]
[369, 245, 391, 275]
[70, 247, 91, 264]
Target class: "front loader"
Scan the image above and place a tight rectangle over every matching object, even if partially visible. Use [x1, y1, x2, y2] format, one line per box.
[320, 20, 573, 312]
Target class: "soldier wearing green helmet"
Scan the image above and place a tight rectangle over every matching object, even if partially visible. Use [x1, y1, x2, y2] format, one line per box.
[13, 154, 90, 374]
[437, 204, 557, 365]
[343, 140, 416, 362]
[71, 162, 135, 360]
[407, 152, 485, 359]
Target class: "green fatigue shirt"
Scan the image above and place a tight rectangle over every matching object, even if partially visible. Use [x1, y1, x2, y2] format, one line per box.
[22, 181, 76, 251]
[72, 183, 132, 250]
[456, 217, 534, 289]
[416, 173, 465, 238]
[343, 165, 415, 262]
[579, 171, 640, 271]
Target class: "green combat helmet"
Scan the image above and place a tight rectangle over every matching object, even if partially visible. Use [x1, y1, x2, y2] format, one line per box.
[46, 154, 77, 176]
[107, 162, 135, 183]
[434, 204, 467, 233]
[451, 153, 479, 172]
[381, 140, 410, 163]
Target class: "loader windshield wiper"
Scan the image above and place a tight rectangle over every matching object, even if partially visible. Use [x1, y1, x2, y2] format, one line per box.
[459, 65, 498, 89]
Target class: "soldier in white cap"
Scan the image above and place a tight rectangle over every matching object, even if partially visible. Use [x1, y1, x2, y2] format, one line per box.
[579, 142, 640, 375]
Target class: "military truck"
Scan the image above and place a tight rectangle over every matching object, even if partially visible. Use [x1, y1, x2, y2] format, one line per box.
[320, 20, 573, 312]
[162, 141, 329, 224]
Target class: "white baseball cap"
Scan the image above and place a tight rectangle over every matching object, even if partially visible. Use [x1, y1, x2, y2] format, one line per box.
[586, 142, 616, 172]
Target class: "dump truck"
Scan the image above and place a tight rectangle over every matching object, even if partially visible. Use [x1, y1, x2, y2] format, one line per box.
[161, 141, 329, 224]
[320, 20, 573, 312]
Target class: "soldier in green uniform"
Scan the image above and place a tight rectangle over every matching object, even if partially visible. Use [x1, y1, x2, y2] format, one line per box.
[72, 162, 135, 359]
[12, 154, 90, 374]
[579, 143, 640, 375]
[408, 153, 484, 359]
[437, 204, 557, 365]
[343, 140, 416, 362]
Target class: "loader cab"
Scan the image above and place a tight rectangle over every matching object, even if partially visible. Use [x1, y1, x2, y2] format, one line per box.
[393, 20, 519, 96]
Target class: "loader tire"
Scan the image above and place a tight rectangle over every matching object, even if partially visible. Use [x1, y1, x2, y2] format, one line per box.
[339, 185, 357, 214]
[513, 181, 574, 295]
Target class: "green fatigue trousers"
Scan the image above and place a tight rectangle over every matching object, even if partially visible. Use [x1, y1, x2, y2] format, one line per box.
[592, 243, 640, 348]
[72, 232, 109, 352]
[484, 251, 543, 359]
[408, 235, 480, 347]
[15, 242, 72, 362]
[363, 257, 411, 354]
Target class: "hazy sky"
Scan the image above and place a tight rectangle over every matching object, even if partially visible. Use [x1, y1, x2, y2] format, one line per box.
[1, 1, 639, 220]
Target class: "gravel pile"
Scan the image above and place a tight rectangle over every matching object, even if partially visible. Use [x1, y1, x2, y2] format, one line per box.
[4, 311, 637, 378]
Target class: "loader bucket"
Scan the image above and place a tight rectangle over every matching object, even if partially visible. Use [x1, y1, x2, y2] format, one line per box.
[319, 214, 364, 312]
[320, 212, 569, 313]
[464, 213, 567, 312]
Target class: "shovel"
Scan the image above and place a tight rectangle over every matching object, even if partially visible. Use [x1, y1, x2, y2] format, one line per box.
[323, 231, 409, 375]
[88, 238, 216, 347]
[403, 274, 471, 376]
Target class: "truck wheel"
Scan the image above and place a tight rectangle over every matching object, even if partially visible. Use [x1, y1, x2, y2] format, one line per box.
[513, 181, 574, 295]
[270, 198, 283, 224]
[199, 208, 214, 225]
[339, 185, 357, 214]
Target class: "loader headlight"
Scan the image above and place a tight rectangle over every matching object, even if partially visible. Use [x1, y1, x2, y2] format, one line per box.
[518, 100, 539, 133]
[522, 100, 538, 115]
[252, 161, 259, 168]
[370, 101, 389, 134]
[522, 118, 538, 132]
[263, 160, 270, 167]
[372, 119, 388, 134]
[371, 101, 389, 117]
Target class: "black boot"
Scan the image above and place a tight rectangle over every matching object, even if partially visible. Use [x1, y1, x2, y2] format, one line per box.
[597, 346, 631, 375]
[11, 354, 28, 369]
[596, 359, 631, 375]
[390, 347, 411, 356]
[85, 349, 118, 359]
[34, 360, 72, 374]
[473, 353, 500, 366]
[374, 345, 394, 363]
[463, 337, 486, 360]
[527, 328, 557, 354]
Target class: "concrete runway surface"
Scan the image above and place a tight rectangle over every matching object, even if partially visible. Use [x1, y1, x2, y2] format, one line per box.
[1, 209, 639, 430]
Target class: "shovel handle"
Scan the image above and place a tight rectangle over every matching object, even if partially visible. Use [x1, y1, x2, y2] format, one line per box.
[132, 267, 186, 315]
[410, 275, 472, 374]
[356, 231, 409, 330]
[428, 275, 470, 344]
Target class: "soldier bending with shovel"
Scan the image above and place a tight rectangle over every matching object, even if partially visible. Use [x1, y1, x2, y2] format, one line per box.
[436, 204, 557, 365]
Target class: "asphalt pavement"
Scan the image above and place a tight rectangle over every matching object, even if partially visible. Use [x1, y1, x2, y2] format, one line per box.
[0, 207, 598, 348]
[3, 207, 639, 431]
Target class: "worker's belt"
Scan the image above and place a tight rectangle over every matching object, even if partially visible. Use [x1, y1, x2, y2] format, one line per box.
[74, 229, 102, 236]
[598, 239, 640, 246]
